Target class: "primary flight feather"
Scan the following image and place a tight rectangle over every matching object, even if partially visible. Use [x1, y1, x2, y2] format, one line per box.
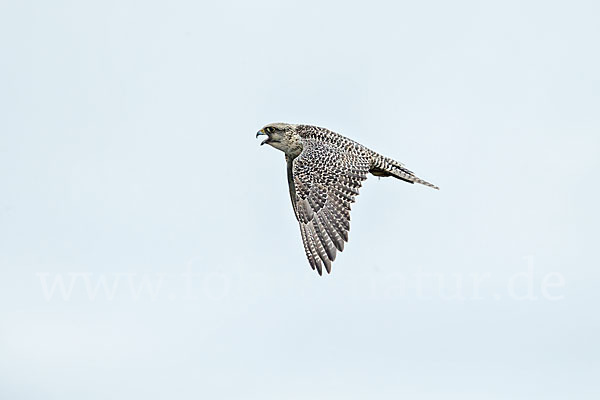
[256, 123, 438, 275]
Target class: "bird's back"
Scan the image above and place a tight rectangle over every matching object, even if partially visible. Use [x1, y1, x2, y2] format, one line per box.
[296, 124, 439, 189]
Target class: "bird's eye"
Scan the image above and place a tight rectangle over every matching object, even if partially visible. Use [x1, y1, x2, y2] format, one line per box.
[266, 127, 274, 133]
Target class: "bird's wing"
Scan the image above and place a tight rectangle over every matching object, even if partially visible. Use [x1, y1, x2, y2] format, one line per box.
[289, 138, 370, 275]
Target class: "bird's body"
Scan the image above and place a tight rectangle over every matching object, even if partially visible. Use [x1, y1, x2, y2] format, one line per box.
[257, 123, 438, 275]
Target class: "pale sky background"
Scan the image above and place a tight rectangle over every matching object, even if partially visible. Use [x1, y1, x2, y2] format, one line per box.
[1, 0, 599, 399]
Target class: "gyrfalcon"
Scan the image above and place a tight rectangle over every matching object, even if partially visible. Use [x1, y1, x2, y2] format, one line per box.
[257, 123, 438, 275]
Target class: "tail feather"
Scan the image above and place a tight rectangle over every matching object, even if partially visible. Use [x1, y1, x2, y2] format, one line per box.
[369, 153, 439, 190]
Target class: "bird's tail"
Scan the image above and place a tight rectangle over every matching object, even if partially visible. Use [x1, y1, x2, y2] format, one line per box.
[369, 153, 439, 190]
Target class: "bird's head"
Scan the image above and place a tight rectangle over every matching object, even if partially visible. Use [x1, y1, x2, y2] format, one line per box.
[256, 123, 302, 157]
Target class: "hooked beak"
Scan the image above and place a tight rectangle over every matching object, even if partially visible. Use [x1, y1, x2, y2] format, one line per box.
[256, 129, 270, 146]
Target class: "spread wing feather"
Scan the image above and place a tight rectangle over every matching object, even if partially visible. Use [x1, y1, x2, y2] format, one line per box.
[288, 139, 369, 275]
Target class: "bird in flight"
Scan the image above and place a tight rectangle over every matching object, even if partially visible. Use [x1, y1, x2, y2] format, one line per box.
[257, 123, 438, 275]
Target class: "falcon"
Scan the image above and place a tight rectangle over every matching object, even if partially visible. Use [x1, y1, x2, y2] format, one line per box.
[256, 123, 438, 275]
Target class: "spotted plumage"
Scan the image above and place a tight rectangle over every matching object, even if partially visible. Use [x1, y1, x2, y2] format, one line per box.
[257, 123, 438, 275]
